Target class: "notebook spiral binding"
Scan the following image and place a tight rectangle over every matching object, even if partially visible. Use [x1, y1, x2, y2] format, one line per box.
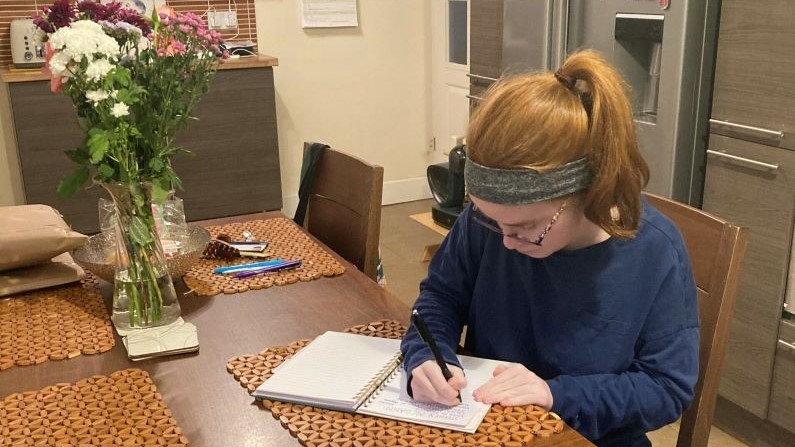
[352, 352, 403, 406]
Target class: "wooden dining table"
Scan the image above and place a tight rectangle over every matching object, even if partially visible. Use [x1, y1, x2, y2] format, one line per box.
[0, 212, 594, 446]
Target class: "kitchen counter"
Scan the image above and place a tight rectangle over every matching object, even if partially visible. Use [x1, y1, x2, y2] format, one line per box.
[0, 53, 278, 83]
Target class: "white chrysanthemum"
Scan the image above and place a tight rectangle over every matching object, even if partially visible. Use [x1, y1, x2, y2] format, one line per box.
[85, 59, 115, 81]
[85, 90, 110, 104]
[48, 20, 121, 67]
[110, 103, 129, 118]
[48, 52, 72, 76]
[70, 20, 104, 33]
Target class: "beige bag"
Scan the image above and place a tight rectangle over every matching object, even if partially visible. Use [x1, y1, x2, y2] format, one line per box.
[0, 204, 87, 272]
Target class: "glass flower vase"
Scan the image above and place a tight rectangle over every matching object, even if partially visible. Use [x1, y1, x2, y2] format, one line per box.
[101, 182, 181, 331]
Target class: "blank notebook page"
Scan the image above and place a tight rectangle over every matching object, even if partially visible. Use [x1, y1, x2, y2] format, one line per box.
[253, 331, 401, 410]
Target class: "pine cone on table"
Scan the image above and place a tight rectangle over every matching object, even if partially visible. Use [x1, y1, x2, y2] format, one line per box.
[202, 239, 240, 259]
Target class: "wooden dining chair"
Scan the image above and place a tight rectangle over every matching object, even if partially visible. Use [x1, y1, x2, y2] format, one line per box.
[300, 143, 384, 281]
[643, 193, 748, 447]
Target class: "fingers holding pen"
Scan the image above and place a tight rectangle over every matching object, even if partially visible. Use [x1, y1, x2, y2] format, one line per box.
[410, 360, 466, 406]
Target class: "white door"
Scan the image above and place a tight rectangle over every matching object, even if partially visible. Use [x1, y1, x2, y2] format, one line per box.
[431, 0, 470, 164]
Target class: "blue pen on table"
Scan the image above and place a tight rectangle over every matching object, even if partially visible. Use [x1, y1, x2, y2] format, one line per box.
[233, 259, 302, 279]
[411, 309, 462, 402]
[213, 259, 284, 274]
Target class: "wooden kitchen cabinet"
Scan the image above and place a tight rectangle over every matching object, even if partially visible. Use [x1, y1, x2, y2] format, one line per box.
[702, 135, 795, 418]
[710, 0, 795, 150]
[6, 65, 282, 234]
[769, 320, 795, 433]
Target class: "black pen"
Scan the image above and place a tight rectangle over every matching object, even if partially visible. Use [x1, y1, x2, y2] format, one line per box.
[411, 309, 461, 402]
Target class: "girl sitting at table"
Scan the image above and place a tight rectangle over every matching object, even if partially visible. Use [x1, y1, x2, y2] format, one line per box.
[400, 49, 698, 447]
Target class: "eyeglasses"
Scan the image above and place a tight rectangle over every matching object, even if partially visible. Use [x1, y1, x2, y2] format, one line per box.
[471, 199, 569, 246]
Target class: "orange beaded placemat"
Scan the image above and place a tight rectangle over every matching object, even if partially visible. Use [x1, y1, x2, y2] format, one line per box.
[0, 275, 115, 371]
[226, 320, 564, 446]
[183, 218, 346, 296]
[0, 368, 189, 446]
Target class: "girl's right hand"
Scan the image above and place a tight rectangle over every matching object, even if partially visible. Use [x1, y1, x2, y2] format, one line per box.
[409, 360, 467, 406]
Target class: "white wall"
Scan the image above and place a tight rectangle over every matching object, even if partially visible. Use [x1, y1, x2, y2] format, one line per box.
[0, 1, 434, 210]
[0, 79, 24, 206]
[254, 0, 434, 215]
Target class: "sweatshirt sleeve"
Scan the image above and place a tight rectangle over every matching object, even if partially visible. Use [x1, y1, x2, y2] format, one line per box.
[546, 262, 700, 440]
[400, 206, 482, 377]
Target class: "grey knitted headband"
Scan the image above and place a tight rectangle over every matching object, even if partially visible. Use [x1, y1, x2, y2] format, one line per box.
[464, 156, 593, 204]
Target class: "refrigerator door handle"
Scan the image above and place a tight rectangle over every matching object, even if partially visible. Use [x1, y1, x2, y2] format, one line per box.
[549, 0, 569, 70]
[778, 339, 795, 353]
[709, 119, 785, 141]
[466, 73, 499, 83]
[706, 149, 780, 172]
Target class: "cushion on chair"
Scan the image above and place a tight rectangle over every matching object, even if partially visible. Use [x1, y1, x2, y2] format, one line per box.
[0, 205, 87, 272]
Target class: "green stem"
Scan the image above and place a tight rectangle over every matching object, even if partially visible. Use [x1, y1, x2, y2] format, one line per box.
[110, 182, 166, 327]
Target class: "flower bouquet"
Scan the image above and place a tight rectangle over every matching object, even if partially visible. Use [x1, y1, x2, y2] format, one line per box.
[35, 0, 227, 330]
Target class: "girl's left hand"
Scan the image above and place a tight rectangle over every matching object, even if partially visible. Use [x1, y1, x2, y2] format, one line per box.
[472, 363, 553, 409]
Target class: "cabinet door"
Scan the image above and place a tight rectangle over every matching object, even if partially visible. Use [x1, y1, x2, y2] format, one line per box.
[172, 68, 282, 222]
[10, 68, 282, 234]
[470, 0, 503, 81]
[770, 320, 795, 432]
[710, 0, 795, 150]
[702, 134, 795, 417]
[9, 81, 105, 234]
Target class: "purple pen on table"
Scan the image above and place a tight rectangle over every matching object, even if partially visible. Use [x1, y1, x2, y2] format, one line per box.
[233, 259, 302, 278]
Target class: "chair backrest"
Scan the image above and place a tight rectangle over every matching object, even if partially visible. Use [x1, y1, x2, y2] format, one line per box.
[302, 143, 384, 281]
[643, 193, 748, 447]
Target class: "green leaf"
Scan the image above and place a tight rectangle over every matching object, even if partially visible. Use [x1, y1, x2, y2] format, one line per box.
[76, 116, 93, 132]
[151, 181, 170, 203]
[87, 129, 110, 164]
[97, 164, 115, 179]
[130, 186, 146, 209]
[129, 215, 153, 246]
[148, 158, 164, 173]
[115, 89, 131, 102]
[57, 166, 89, 198]
[65, 147, 89, 164]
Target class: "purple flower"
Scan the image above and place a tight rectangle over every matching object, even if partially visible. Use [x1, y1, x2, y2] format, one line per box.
[36, 0, 75, 32]
[115, 8, 152, 35]
[32, 15, 54, 33]
[76, 1, 107, 20]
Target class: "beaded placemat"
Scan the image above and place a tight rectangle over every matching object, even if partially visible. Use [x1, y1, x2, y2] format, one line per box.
[0, 275, 114, 371]
[227, 320, 564, 446]
[0, 368, 189, 446]
[183, 218, 346, 296]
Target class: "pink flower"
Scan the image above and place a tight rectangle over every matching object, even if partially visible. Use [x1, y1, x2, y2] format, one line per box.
[158, 5, 176, 18]
[167, 41, 186, 55]
[41, 42, 63, 93]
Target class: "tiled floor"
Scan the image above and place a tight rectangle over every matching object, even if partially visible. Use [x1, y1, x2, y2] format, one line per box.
[378, 199, 749, 447]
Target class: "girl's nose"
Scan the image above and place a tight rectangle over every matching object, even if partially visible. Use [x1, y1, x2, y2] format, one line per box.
[502, 234, 521, 250]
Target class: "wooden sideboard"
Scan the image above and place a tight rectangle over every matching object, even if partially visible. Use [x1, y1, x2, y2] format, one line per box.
[1, 55, 282, 234]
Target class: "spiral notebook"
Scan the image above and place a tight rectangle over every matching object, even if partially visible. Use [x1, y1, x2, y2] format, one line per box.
[252, 331, 505, 433]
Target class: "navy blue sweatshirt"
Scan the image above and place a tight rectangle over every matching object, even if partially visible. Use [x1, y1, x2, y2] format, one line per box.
[400, 200, 699, 447]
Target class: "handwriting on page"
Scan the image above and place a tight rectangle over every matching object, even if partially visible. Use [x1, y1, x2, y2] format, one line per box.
[361, 368, 490, 428]
[365, 395, 474, 425]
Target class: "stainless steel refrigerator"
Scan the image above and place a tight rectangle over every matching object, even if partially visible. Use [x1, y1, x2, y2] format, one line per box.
[469, 0, 721, 206]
